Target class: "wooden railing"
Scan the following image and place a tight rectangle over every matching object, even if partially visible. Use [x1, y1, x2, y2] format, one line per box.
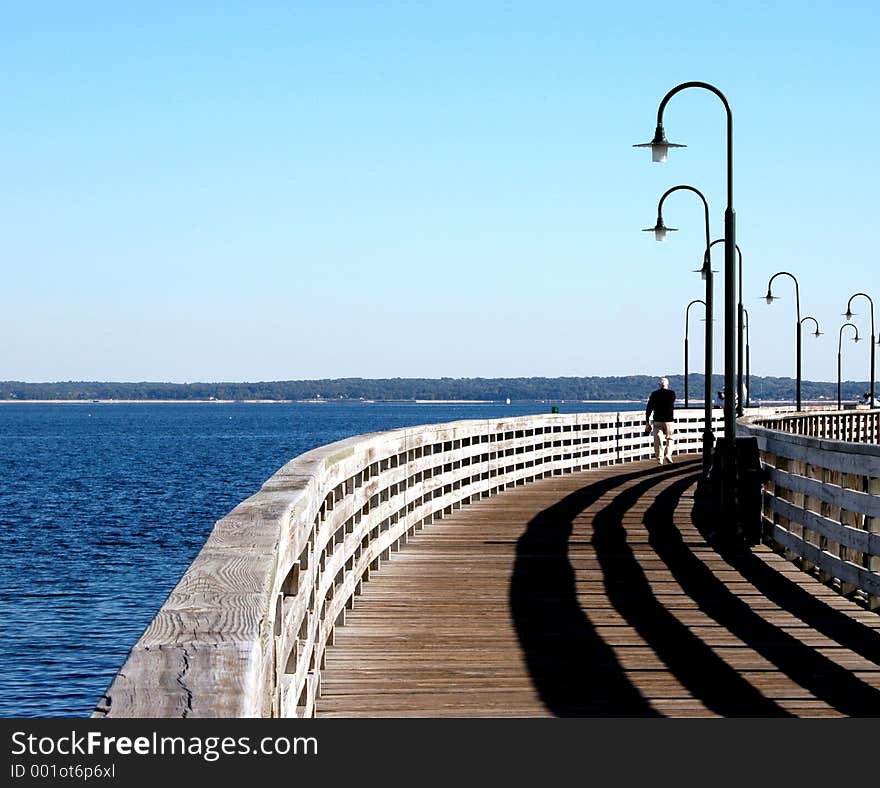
[738, 409, 880, 611]
[92, 406, 722, 718]
[751, 409, 880, 444]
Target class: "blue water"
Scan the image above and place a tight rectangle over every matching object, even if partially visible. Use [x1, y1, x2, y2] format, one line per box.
[0, 400, 641, 718]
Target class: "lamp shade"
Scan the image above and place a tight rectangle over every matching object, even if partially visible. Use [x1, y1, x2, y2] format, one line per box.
[642, 218, 677, 242]
[633, 125, 685, 163]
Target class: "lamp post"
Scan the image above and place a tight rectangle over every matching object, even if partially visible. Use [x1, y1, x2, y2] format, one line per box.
[801, 315, 822, 339]
[643, 183, 714, 475]
[707, 238, 744, 415]
[844, 292, 875, 406]
[742, 307, 751, 407]
[684, 298, 706, 409]
[801, 316, 823, 403]
[635, 82, 736, 469]
[838, 323, 860, 411]
[765, 271, 811, 411]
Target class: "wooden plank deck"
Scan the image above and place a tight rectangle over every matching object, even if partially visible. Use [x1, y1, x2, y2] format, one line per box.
[317, 456, 880, 717]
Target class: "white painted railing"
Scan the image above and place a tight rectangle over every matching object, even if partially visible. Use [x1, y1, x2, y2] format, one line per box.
[738, 409, 880, 611]
[92, 407, 722, 718]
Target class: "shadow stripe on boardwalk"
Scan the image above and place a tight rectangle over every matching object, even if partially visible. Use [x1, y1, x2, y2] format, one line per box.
[318, 456, 880, 717]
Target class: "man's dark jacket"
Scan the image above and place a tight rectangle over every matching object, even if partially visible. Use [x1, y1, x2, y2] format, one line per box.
[646, 388, 676, 422]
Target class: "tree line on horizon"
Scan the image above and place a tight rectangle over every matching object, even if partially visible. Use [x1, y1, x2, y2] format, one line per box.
[0, 375, 871, 402]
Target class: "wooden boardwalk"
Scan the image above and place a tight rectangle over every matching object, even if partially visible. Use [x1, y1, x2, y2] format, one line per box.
[317, 456, 880, 717]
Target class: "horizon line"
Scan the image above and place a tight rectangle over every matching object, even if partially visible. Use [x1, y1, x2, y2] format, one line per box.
[1, 374, 872, 385]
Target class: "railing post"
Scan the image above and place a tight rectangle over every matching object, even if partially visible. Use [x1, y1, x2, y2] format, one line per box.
[869, 475, 880, 610]
[818, 465, 835, 585]
[761, 447, 778, 548]
[616, 413, 621, 464]
[802, 460, 821, 574]
[840, 470, 862, 597]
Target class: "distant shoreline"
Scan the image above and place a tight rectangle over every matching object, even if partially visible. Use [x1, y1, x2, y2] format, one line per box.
[3, 377, 867, 406]
[0, 399, 277, 404]
[0, 398, 645, 405]
[0, 398, 847, 406]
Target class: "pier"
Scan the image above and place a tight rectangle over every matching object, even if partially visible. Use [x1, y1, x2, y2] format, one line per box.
[92, 407, 880, 718]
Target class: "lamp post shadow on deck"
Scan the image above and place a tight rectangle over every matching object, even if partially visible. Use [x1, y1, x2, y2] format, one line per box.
[684, 298, 706, 410]
[837, 323, 860, 411]
[642, 183, 714, 476]
[844, 292, 876, 406]
[635, 81, 761, 545]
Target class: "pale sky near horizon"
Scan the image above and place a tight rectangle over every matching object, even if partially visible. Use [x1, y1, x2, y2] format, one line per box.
[2, 1, 878, 384]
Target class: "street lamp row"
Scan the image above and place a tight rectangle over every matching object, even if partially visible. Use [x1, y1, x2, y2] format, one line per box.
[764, 277, 876, 411]
[686, 297, 872, 413]
[635, 80, 746, 547]
[633, 81, 874, 549]
[635, 82, 737, 470]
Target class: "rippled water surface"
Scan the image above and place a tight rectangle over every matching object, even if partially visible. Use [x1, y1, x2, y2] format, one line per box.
[0, 400, 640, 717]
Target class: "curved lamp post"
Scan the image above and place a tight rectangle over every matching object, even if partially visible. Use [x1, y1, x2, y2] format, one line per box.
[635, 82, 736, 466]
[801, 315, 823, 404]
[742, 307, 751, 407]
[801, 315, 822, 341]
[765, 271, 816, 412]
[838, 323, 861, 411]
[643, 183, 714, 475]
[844, 292, 875, 406]
[708, 238, 745, 415]
[684, 298, 706, 409]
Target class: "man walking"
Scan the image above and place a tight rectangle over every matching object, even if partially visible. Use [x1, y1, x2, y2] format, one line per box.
[645, 377, 676, 464]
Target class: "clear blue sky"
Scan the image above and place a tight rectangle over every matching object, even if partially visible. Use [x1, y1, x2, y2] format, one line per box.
[2, 1, 877, 384]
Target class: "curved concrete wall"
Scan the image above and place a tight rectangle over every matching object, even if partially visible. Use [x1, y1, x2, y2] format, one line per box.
[93, 407, 722, 718]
